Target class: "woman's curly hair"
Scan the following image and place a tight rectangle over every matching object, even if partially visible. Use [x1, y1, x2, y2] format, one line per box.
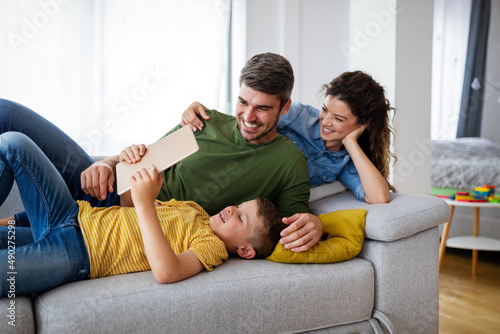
[323, 71, 397, 192]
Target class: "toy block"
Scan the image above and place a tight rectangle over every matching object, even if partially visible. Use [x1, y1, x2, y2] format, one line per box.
[435, 195, 451, 199]
[471, 198, 488, 202]
[455, 195, 473, 201]
[489, 196, 500, 203]
[482, 185, 496, 196]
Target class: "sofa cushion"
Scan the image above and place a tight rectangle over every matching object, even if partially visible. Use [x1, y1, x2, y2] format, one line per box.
[266, 209, 366, 263]
[0, 181, 25, 218]
[34, 257, 374, 334]
[309, 181, 346, 202]
[310, 191, 450, 242]
[0, 296, 35, 334]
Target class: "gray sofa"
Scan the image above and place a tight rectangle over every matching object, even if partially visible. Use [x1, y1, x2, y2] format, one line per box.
[1, 181, 450, 334]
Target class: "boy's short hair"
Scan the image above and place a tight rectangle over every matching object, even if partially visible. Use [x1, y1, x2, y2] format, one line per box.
[239, 53, 295, 110]
[249, 197, 286, 259]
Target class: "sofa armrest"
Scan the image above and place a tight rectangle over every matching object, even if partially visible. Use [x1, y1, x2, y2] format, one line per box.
[310, 191, 448, 333]
[309, 191, 451, 242]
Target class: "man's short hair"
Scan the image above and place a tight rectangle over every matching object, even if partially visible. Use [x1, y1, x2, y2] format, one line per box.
[239, 53, 295, 110]
[250, 197, 286, 259]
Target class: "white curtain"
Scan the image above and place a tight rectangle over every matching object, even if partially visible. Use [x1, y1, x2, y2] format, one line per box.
[0, 0, 230, 155]
[431, 0, 472, 140]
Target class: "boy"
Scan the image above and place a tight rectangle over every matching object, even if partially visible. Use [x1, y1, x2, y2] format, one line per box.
[0, 132, 284, 297]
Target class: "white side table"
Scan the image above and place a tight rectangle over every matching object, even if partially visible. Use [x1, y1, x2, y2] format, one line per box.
[438, 199, 500, 275]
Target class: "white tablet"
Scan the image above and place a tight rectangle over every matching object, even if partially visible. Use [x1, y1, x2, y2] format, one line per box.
[116, 125, 199, 195]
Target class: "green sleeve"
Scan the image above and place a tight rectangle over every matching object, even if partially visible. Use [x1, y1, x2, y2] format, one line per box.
[161, 123, 183, 139]
[276, 156, 311, 217]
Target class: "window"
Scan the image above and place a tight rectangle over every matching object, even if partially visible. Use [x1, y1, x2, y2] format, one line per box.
[431, 0, 472, 140]
[0, 0, 231, 155]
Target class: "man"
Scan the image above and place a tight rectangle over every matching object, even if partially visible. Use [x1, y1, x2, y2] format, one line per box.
[1, 53, 322, 252]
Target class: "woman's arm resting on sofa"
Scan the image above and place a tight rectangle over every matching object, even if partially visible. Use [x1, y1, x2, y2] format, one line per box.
[342, 127, 390, 204]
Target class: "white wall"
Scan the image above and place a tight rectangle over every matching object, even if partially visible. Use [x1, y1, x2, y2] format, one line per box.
[243, 0, 434, 195]
[392, 0, 434, 194]
[348, 0, 397, 185]
[348, 0, 396, 102]
[244, 0, 350, 106]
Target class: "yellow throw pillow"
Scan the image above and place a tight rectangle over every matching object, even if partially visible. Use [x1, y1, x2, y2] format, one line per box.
[266, 209, 367, 264]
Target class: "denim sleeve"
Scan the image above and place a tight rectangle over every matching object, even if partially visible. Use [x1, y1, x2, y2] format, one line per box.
[277, 101, 305, 130]
[337, 161, 366, 202]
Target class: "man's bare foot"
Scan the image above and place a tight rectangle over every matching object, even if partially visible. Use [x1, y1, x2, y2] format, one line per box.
[0, 216, 14, 226]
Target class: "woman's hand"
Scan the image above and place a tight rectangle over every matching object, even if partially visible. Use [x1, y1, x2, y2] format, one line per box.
[120, 144, 147, 164]
[181, 102, 210, 132]
[341, 124, 391, 204]
[342, 124, 366, 145]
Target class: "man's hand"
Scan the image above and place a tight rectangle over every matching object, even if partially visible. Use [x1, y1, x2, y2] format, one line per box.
[279, 213, 323, 252]
[120, 144, 147, 164]
[81, 160, 115, 201]
[181, 101, 210, 132]
[130, 165, 164, 208]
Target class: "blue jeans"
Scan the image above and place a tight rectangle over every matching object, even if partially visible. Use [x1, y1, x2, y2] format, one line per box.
[0, 98, 121, 228]
[0, 132, 90, 296]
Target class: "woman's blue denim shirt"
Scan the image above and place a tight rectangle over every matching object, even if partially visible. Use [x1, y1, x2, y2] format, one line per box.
[277, 101, 366, 201]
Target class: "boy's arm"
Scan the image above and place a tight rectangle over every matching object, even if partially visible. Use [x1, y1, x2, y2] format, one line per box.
[120, 189, 134, 207]
[118, 144, 149, 207]
[131, 165, 204, 283]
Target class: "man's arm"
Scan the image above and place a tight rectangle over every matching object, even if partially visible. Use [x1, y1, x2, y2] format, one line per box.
[81, 144, 148, 202]
[275, 155, 324, 252]
[276, 169, 323, 253]
[81, 155, 120, 201]
[131, 165, 204, 283]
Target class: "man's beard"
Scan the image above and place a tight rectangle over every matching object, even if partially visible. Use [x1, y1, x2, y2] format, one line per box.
[237, 112, 280, 143]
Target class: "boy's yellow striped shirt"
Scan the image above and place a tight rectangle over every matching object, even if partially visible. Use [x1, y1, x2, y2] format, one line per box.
[77, 199, 228, 279]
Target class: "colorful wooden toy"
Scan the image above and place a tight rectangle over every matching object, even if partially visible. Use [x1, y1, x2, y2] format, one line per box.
[435, 186, 498, 203]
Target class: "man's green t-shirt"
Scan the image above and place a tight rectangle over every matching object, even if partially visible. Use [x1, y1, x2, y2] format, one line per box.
[158, 110, 310, 217]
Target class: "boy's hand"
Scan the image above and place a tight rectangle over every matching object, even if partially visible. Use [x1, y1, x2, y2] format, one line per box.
[181, 101, 210, 132]
[120, 144, 147, 164]
[129, 165, 164, 207]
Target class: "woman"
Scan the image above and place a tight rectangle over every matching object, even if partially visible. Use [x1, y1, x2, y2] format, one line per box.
[182, 71, 396, 204]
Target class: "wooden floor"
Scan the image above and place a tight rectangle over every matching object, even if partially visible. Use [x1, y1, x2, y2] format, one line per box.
[439, 248, 500, 334]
